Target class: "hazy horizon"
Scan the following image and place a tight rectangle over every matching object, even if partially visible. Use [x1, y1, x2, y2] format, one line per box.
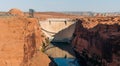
[0, 0, 120, 12]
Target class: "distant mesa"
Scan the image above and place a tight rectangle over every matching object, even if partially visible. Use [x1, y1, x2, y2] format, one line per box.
[8, 8, 24, 16]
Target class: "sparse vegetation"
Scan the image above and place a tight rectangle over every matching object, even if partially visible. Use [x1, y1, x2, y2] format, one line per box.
[45, 38, 50, 45]
[41, 47, 45, 52]
[41, 34, 45, 37]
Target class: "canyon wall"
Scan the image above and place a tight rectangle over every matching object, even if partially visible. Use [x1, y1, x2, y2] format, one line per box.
[72, 17, 120, 66]
[0, 15, 50, 66]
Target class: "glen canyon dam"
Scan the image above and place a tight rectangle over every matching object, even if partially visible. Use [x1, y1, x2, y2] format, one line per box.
[0, 8, 119, 66]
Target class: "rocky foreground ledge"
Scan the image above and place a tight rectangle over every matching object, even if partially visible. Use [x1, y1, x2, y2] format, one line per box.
[0, 9, 50, 66]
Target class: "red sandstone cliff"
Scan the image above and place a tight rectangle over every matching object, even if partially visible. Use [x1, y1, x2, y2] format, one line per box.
[72, 18, 120, 66]
[0, 13, 50, 66]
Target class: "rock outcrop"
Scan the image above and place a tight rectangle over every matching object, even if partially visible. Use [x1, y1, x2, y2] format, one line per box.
[8, 8, 24, 16]
[0, 13, 50, 66]
[72, 17, 120, 66]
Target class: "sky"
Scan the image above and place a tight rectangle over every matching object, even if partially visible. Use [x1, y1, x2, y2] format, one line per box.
[0, 0, 120, 12]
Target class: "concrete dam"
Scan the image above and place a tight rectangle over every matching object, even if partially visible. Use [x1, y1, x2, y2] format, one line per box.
[39, 18, 79, 66]
[39, 18, 76, 42]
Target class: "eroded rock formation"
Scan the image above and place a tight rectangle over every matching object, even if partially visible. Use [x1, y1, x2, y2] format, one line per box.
[8, 8, 25, 16]
[72, 17, 120, 66]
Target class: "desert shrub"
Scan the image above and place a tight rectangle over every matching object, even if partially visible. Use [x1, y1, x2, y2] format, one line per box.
[45, 38, 50, 45]
[41, 34, 45, 37]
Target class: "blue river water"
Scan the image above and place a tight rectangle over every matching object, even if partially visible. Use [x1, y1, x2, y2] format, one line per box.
[53, 58, 80, 66]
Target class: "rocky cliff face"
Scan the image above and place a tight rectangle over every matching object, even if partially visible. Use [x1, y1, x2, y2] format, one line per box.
[72, 17, 120, 66]
[0, 16, 50, 66]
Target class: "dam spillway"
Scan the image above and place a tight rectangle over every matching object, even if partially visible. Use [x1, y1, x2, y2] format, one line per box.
[39, 18, 76, 42]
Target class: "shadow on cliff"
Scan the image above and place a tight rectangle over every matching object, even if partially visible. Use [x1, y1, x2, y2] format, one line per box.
[52, 22, 76, 42]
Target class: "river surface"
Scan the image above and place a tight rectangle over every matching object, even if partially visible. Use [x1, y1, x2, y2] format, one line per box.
[53, 58, 80, 66]
[45, 42, 80, 66]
